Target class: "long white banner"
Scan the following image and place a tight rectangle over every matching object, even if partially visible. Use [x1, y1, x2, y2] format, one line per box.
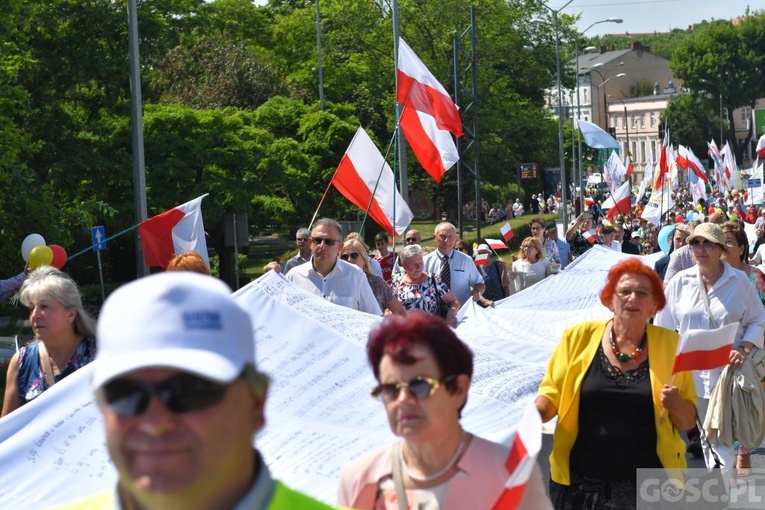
[0, 246, 635, 508]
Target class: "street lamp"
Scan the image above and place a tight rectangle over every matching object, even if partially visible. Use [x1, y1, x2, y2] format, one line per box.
[573, 18, 622, 213]
[586, 62, 625, 127]
[608, 94, 630, 185]
[531, 0, 573, 227]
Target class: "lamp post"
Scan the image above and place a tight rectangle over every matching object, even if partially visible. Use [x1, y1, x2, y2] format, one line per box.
[532, 0, 573, 227]
[608, 94, 630, 186]
[573, 18, 622, 213]
[586, 62, 625, 128]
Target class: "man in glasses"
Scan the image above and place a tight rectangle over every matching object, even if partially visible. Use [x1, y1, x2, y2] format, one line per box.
[68, 272, 333, 510]
[286, 218, 381, 315]
[283, 227, 312, 274]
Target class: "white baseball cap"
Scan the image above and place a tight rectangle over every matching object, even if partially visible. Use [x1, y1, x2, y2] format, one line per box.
[92, 272, 255, 389]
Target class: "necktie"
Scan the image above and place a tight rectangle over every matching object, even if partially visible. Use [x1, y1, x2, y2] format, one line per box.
[440, 255, 451, 289]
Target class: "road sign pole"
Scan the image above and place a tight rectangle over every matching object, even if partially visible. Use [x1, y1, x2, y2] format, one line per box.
[96, 250, 105, 303]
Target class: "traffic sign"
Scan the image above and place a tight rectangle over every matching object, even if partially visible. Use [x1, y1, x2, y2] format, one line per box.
[91, 226, 106, 251]
[748, 178, 761, 188]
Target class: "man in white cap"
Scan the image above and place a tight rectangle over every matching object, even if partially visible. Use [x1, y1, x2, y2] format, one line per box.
[59, 272, 334, 510]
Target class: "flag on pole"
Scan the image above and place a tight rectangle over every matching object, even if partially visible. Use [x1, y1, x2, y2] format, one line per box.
[689, 165, 708, 203]
[672, 324, 737, 374]
[138, 195, 210, 270]
[756, 133, 765, 160]
[708, 140, 727, 193]
[475, 252, 489, 266]
[719, 142, 736, 184]
[602, 180, 632, 220]
[492, 400, 543, 510]
[641, 180, 675, 226]
[603, 150, 626, 193]
[499, 223, 514, 242]
[677, 145, 708, 182]
[625, 153, 634, 178]
[655, 131, 669, 190]
[584, 229, 599, 244]
[486, 238, 509, 251]
[397, 38, 461, 182]
[332, 127, 414, 237]
[575, 119, 620, 149]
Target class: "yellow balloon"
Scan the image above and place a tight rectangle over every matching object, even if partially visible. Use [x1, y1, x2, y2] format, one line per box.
[29, 245, 54, 268]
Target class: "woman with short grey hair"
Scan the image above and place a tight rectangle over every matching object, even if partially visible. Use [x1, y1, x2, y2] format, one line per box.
[2, 267, 97, 416]
[392, 245, 460, 326]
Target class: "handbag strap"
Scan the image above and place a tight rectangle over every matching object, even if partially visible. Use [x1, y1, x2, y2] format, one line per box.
[391, 442, 409, 510]
[37, 342, 56, 387]
[695, 413, 723, 469]
[696, 272, 720, 329]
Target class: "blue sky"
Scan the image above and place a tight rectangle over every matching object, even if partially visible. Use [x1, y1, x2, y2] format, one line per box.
[564, 0, 758, 37]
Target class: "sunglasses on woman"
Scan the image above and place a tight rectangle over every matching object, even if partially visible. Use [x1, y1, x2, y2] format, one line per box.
[371, 375, 455, 401]
[341, 252, 360, 261]
[99, 372, 230, 417]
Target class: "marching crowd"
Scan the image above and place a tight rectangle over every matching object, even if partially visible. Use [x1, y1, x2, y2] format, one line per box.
[2, 183, 765, 509]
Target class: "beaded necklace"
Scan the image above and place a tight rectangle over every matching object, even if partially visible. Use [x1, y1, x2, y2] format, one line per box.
[399, 432, 468, 483]
[609, 323, 647, 363]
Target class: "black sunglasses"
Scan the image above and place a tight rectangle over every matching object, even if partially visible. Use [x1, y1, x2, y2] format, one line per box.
[311, 237, 340, 246]
[371, 375, 455, 401]
[341, 252, 361, 261]
[296, 237, 309, 242]
[405, 237, 419, 243]
[100, 372, 230, 417]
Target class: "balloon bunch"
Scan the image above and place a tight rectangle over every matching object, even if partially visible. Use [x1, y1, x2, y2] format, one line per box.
[21, 234, 67, 269]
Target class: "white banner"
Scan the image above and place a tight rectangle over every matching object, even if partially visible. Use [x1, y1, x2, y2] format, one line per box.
[0, 247, 641, 508]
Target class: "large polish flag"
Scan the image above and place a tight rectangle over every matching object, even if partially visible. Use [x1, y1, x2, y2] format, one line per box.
[602, 180, 632, 220]
[138, 195, 210, 270]
[332, 127, 414, 237]
[397, 38, 461, 182]
[676, 145, 708, 183]
[672, 323, 737, 374]
[486, 238, 509, 251]
[492, 400, 542, 509]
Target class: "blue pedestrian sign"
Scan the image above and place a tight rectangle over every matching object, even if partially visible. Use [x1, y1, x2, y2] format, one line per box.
[748, 178, 761, 188]
[91, 226, 106, 251]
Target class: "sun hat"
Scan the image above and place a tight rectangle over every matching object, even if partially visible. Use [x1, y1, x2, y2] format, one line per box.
[92, 272, 255, 389]
[476, 243, 491, 253]
[686, 222, 725, 246]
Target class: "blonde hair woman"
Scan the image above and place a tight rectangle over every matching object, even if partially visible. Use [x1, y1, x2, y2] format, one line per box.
[510, 237, 555, 293]
[341, 239, 406, 316]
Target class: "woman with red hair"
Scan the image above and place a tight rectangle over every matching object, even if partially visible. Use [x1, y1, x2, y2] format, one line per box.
[536, 258, 697, 509]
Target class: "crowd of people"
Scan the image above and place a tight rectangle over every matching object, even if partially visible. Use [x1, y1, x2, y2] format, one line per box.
[4, 182, 765, 509]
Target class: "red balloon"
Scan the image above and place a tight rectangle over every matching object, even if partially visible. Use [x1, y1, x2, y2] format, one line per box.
[49, 244, 67, 269]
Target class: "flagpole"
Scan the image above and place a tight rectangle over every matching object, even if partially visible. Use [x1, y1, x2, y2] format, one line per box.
[392, 0, 409, 204]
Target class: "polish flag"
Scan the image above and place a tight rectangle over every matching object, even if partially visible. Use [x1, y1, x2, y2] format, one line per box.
[397, 38, 461, 182]
[676, 145, 708, 182]
[655, 132, 669, 190]
[475, 252, 489, 266]
[602, 180, 632, 220]
[492, 400, 542, 510]
[625, 153, 634, 178]
[585, 196, 595, 206]
[719, 142, 736, 181]
[332, 127, 414, 237]
[756, 134, 765, 160]
[486, 238, 509, 251]
[672, 324, 736, 374]
[584, 229, 599, 244]
[499, 223, 514, 242]
[138, 195, 210, 270]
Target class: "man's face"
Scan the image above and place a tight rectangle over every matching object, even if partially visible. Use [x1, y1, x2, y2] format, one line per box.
[310, 224, 342, 264]
[295, 233, 310, 252]
[99, 368, 264, 503]
[434, 225, 456, 254]
[375, 238, 389, 254]
[405, 230, 421, 245]
[546, 228, 558, 240]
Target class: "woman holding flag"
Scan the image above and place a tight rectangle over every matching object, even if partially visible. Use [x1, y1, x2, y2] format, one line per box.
[338, 312, 551, 509]
[536, 258, 696, 509]
[656, 222, 765, 472]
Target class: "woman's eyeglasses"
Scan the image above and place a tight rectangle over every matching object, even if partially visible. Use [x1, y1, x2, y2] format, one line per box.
[340, 252, 361, 261]
[99, 373, 230, 417]
[371, 375, 455, 401]
[689, 240, 716, 251]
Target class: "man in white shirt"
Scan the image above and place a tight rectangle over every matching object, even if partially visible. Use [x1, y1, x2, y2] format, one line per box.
[286, 218, 381, 315]
[423, 222, 485, 305]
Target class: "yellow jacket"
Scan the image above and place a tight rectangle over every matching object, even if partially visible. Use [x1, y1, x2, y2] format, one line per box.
[537, 320, 696, 485]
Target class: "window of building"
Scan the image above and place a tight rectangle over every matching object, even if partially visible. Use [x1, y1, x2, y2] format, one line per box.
[650, 113, 656, 127]
[640, 141, 646, 162]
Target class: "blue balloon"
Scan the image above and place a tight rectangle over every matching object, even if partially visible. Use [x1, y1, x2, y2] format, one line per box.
[658, 225, 675, 254]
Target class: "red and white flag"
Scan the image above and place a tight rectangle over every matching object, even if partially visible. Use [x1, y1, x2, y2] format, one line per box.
[499, 223, 514, 242]
[625, 153, 634, 178]
[672, 323, 737, 374]
[719, 141, 736, 182]
[492, 400, 542, 510]
[475, 252, 489, 266]
[602, 180, 632, 220]
[138, 194, 210, 270]
[756, 133, 765, 160]
[603, 150, 626, 193]
[332, 127, 414, 237]
[655, 132, 669, 190]
[676, 145, 708, 183]
[584, 229, 599, 244]
[486, 238, 509, 251]
[584, 196, 595, 206]
[397, 38, 461, 182]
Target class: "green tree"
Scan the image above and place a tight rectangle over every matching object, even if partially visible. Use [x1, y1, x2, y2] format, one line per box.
[661, 93, 719, 159]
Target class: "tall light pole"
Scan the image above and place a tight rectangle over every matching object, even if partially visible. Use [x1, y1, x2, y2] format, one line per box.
[586, 62, 625, 127]
[532, 0, 573, 227]
[608, 94, 630, 185]
[572, 18, 622, 213]
[315, 0, 325, 110]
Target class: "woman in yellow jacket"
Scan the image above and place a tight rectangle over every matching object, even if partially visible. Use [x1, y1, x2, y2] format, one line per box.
[536, 258, 697, 510]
